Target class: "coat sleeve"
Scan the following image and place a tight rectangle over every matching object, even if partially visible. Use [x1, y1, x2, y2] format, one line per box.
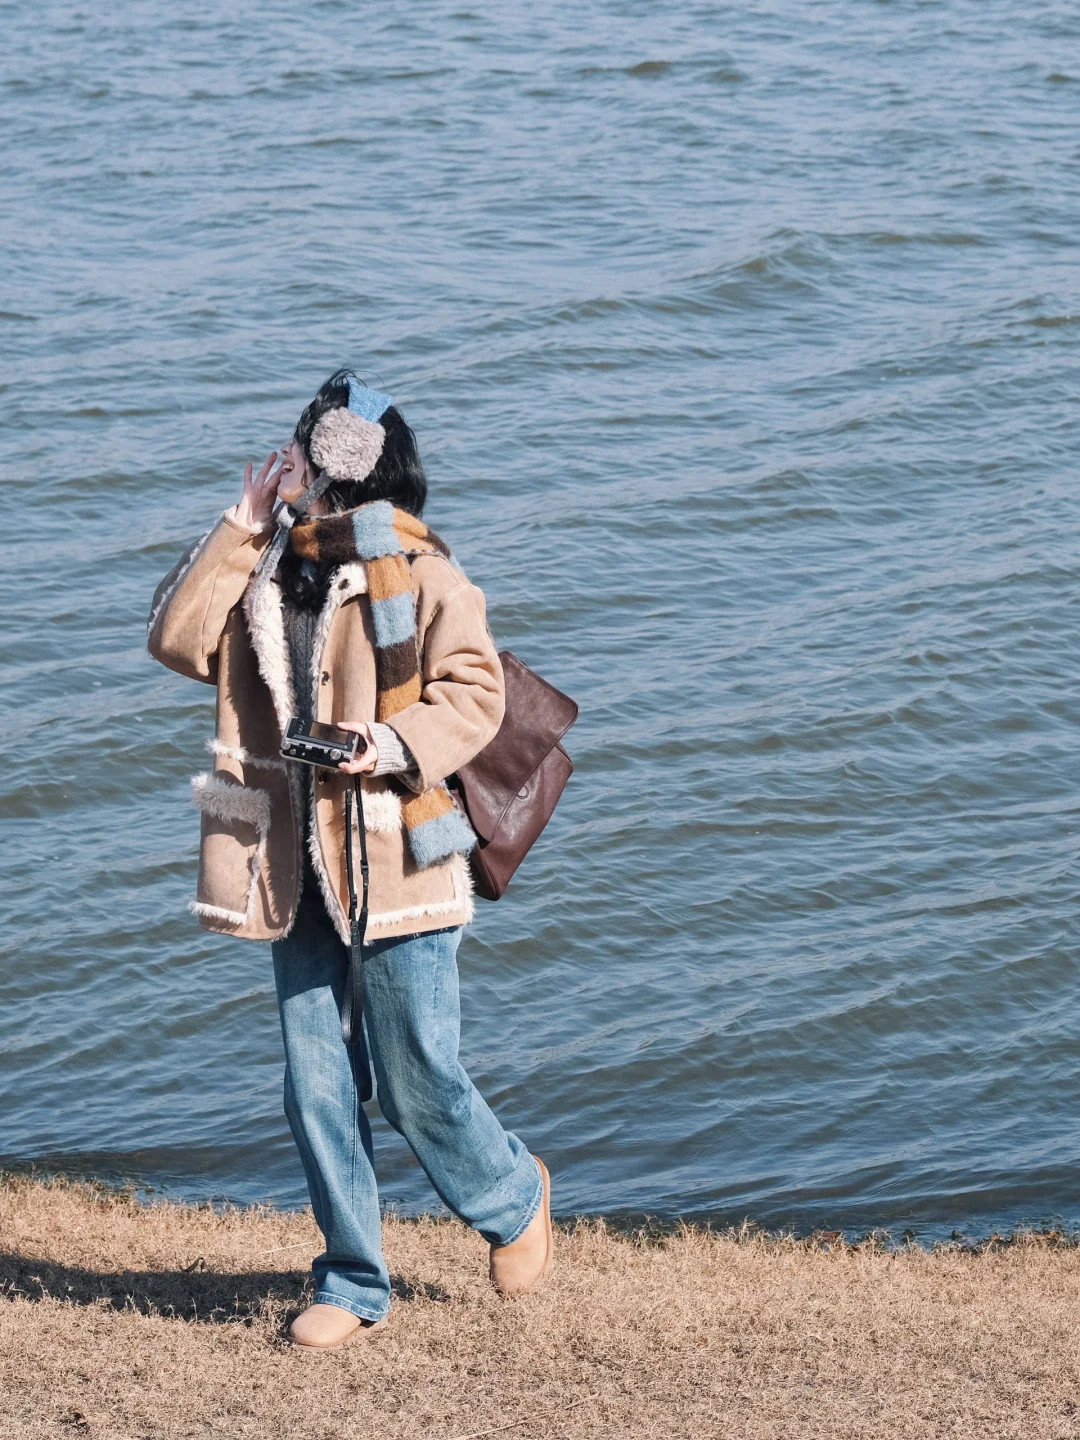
[147, 509, 273, 685]
[385, 561, 505, 791]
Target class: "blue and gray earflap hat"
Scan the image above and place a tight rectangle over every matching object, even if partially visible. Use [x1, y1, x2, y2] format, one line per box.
[253, 376, 395, 581]
[307, 377, 395, 490]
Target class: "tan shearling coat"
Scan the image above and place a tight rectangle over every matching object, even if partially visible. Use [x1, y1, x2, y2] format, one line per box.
[147, 508, 504, 943]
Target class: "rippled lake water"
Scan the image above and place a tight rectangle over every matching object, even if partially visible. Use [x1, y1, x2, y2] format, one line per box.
[2, 1, 1079, 1242]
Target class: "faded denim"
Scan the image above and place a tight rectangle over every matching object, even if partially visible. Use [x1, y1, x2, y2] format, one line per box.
[271, 884, 542, 1321]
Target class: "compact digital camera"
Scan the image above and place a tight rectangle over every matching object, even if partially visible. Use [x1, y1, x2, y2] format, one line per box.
[280, 717, 360, 769]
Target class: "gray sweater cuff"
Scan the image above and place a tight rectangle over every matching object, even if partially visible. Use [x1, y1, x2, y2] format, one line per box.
[370, 723, 421, 786]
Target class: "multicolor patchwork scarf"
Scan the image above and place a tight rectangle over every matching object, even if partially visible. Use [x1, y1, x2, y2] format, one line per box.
[289, 499, 476, 871]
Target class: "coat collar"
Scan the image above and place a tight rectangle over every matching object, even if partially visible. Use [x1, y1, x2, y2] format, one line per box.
[242, 562, 367, 737]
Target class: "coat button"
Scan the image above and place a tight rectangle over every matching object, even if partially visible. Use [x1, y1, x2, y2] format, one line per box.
[320, 671, 330, 685]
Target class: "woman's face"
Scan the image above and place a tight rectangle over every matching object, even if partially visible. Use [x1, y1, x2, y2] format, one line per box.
[275, 436, 317, 506]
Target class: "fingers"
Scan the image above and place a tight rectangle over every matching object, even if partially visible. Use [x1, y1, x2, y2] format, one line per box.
[243, 455, 279, 507]
[256, 451, 279, 486]
[262, 462, 282, 502]
[338, 752, 377, 776]
[337, 723, 377, 775]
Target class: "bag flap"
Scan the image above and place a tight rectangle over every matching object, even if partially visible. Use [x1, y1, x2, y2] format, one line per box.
[454, 651, 578, 842]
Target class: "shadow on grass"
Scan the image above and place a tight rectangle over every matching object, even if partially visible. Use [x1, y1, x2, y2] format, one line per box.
[0, 1251, 449, 1323]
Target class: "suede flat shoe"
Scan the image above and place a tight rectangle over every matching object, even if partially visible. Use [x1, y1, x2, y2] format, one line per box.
[287, 1302, 388, 1350]
[489, 1155, 553, 1296]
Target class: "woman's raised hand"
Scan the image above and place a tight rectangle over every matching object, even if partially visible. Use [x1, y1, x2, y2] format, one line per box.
[234, 452, 280, 531]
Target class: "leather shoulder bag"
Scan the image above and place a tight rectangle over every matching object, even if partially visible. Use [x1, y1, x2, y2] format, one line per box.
[449, 650, 578, 900]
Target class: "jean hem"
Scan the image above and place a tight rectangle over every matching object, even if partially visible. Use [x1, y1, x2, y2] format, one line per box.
[312, 1289, 389, 1323]
[497, 1157, 545, 1247]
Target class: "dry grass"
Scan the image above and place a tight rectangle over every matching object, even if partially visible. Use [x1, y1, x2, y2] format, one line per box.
[1, 1176, 1078, 1439]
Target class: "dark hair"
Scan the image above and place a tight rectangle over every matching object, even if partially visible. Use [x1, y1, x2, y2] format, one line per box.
[293, 368, 427, 518]
[280, 368, 428, 609]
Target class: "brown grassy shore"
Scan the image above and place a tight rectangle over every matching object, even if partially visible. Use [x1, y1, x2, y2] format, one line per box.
[1, 1176, 1079, 1440]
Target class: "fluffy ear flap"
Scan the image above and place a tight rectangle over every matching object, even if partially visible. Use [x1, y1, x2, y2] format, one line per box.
[310, 408, 386, 482]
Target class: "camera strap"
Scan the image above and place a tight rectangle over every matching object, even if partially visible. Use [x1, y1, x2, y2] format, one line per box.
[341, 776, 370, 1076]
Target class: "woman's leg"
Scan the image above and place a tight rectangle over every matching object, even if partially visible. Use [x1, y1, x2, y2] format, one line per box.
[271, 891, 390, 1322]
[362, 925, 543, 1247]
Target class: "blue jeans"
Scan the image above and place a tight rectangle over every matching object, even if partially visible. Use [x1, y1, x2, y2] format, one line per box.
[271, 885, 543, 1322]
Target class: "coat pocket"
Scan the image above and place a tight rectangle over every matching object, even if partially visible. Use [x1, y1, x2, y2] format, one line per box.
[189, 773, 271, 927]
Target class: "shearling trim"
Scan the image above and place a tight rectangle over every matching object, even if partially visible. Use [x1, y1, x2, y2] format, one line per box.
[243, 571, 295, 735]
[365, 853, 475, 933]
[206, 738, 289, 774]
[329, 561, 369, 598]
[190, 773, 271, 832]
[190, 774, 271, 927]
[363, 896, 464, 932]
[146, 521, 216, 640]
[244, 556, 370, 942]
[188, 899, 248, 926]
[451, 850, 476, 926]
[361, 787, 403, 833]
[307, 768, 349, 941]
[310, 408, 385, 483]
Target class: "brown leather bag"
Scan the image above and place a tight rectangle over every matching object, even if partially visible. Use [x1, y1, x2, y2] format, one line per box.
[449, 651, 578, 900]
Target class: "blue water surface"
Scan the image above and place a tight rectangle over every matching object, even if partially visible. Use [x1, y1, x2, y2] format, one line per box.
[1, 0, 1079, 1241]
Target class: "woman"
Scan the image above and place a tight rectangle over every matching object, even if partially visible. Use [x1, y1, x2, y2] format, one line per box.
[148, 370, 551, 1349]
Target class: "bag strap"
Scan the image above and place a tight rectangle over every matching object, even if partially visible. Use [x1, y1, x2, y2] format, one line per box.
[341, 776, 369, 1052]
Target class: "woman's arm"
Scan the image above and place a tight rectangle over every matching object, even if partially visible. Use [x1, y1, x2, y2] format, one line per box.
[336, 720, 421, 783]
[380, 560, 505, 790]
[147, 454, 279, 684]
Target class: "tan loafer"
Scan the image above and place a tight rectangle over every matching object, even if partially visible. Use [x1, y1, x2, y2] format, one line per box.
[287, 1302, 388, 1350]
[489, 1156, 553, 1296]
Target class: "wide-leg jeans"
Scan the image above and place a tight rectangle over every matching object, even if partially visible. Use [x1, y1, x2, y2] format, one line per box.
[271, 885, 543, 1322]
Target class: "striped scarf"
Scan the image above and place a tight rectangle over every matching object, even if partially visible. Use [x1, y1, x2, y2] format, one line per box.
[289, 499, 476, 871]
